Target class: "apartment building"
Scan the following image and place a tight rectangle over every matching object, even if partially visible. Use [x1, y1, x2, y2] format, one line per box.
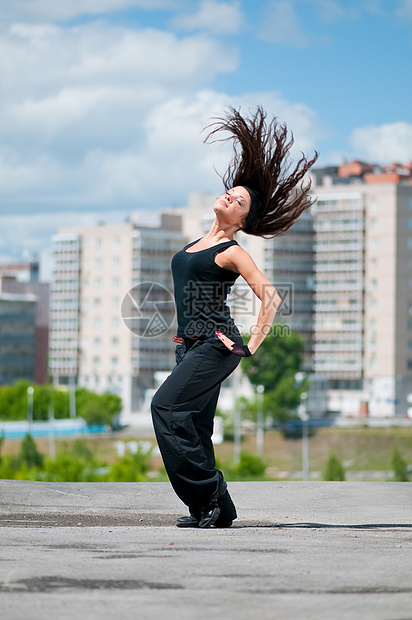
[49, 217, 186, 414]
[311, 162, 412, 417]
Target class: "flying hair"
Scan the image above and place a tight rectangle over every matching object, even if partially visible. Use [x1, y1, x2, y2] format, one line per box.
[203, 106, 318, 238]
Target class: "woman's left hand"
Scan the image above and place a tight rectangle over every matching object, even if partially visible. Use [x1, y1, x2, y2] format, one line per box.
[215, 331, 252, 357]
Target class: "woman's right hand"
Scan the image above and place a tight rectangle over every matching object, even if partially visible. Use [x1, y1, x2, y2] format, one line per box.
[172, 335, 184, 344]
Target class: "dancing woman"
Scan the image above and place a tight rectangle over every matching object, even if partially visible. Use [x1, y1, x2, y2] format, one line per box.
[151, 107, 318, 528]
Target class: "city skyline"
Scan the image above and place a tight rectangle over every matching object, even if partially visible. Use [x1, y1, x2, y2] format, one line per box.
[1, 0, 411, 269]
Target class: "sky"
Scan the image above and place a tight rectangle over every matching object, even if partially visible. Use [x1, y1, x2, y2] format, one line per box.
[0, 0, 411, 272]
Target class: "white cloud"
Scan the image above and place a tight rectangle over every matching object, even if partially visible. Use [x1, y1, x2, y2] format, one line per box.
[0, 21, 239, 211]
[260, 0, 308, 47]
[397, 0, 412, 20]
[350, 122, 412, 163]
[0, 11, 324, 264]
[0, 0, 175, 26]
[170, 1, 244, 34]
[307, 0, 359, 21]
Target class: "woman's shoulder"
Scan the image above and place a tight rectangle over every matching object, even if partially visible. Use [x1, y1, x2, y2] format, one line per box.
[214, 242, 252, 272]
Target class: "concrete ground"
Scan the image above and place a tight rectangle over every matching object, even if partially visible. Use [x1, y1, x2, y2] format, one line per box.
[1, 480, 411, 620]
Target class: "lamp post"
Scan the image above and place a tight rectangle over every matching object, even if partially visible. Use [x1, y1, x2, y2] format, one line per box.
[27, 386, 34, 434]
[299, 392, 309, 481]
[48, 387, 55, 458]
[233, 368, 241, 465]
[69, 375, 76, 419]
[256, 384, 265, 457]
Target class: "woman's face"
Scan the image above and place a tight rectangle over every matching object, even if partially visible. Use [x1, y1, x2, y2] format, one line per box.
[214, 186, 251, 228]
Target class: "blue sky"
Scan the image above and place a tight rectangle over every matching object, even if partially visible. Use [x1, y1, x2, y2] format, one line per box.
[0, 0, 411, 267]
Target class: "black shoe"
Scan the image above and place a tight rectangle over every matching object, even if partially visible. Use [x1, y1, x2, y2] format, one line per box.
[198, 504, 221, 528]
[176, 514, 199, 528]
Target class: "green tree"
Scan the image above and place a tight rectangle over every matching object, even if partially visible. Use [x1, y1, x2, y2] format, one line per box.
[241, 327, 307, 424]
[75, 388, 121, 429]
[323, 452, 345, 481]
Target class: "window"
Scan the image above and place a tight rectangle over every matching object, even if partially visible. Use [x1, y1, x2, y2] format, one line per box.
[409, 341, 412, 352]
[94, 317, 101, 328]
[370, 340, 376, 352]
[93, 297, 101, 307]
[112, 257, 120, 268]
[370, 238, 378, 250]
[94, 277, 101, 289]
[93, 336, 101, 346]
[409, 219, 412, 231]
[370, 218, 378, 230]
[95, 238, 102, 250]
[369, 358, 376, 371]
[112, 296, 119, 308]
[111, 336, 119, 346]
[408, 198, 412, 210]
[408, 360, 412, 371]
[408, 239, 412, 251]
[370, 298, 377, 309]
[112, 237, 120, 249]
[94, 258, 102, 270]
[112, 277, 120, 288]
[112, 316, 119, 328]
[111, 356, 118, 366]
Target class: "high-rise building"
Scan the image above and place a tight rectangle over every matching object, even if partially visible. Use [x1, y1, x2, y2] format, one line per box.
[0, 277, 49, 384]
[0, 293, 36, 385]
[311, 162, 412, 417]
[49, 216, 186, 414]
[264, 210, 314, 370]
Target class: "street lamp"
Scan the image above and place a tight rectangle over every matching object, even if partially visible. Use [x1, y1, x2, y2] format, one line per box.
[256, 385, 264, 457]
[27, 386, 34, 433]
[299, 392, 309, 481]
[233, 368, 241, 465]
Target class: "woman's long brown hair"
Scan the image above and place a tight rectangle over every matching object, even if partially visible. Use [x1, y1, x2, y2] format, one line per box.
[204, 106, 318, 237]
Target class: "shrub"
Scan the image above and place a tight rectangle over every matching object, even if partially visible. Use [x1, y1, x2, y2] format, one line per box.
[323, 452, 345, 481]
[108, 447, 152, 482]
[391, 447, 409, 482]
[223, 452, 268, 481]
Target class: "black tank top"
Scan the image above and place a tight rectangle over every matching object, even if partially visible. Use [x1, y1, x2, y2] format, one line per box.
[171, 239, 240, 338]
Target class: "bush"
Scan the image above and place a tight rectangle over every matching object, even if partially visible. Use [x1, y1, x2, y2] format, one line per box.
[108, 447, 152, 482]
[18, 434, 44, 469]
[323, 452, 345, 481]
[391, 447, 409, 482]
[222, 452, 268, 481]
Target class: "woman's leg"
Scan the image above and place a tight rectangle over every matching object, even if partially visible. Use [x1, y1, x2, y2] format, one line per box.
[151, 338, 240, 513]
[183, 385, 237, 525]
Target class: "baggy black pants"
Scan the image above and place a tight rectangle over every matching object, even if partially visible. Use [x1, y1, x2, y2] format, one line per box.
[151, 334, 241, 523]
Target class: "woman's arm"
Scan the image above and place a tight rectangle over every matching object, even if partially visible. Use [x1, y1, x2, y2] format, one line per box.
[216, 246, 282, 355]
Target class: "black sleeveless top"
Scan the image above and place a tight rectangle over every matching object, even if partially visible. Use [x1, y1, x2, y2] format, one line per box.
[171, 238, 240, 338]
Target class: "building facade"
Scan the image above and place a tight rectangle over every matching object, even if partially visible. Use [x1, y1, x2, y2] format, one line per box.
[311, 164, 412, 417]
[49, 217, 186, 415]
